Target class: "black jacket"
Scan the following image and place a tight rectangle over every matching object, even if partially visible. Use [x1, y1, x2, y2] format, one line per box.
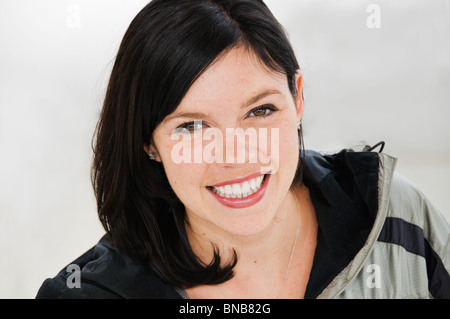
[36, 147, 450, 299]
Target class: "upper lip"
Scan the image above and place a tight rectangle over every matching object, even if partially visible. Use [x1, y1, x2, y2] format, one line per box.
[208, 171, 269, 188]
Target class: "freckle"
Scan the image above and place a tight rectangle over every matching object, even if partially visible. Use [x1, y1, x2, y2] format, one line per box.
[254, 260, 257, 264]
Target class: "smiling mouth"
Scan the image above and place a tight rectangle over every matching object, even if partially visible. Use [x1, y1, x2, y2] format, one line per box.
[206, 173, 270, 209]
[206, 174, 268, 199]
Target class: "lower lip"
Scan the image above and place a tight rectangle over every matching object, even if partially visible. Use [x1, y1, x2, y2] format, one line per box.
[207, 174, 270, 209]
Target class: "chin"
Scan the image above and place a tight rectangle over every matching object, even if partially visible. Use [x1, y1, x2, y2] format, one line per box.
[217, 204, 277, 237]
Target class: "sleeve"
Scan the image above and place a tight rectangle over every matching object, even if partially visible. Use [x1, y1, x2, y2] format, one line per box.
[420, 191, 450, 299]
[390, 173, 450, 299]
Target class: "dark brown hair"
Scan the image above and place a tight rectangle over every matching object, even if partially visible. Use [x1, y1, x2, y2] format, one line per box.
[91, 0, 304, 288]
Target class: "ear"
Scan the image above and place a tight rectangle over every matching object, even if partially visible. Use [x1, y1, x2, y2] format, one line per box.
[143, 143, 162, 162]
[294, 70, 304, 123]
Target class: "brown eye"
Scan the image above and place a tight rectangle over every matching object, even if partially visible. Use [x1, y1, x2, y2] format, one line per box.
[184, 123, 196, 132]
[252, 108, 269, 116]
[174, 120, 204, 134]
[248, 105, 278, 118]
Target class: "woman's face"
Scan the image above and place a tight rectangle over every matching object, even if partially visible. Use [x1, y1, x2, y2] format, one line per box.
[150, 46, 303, 237]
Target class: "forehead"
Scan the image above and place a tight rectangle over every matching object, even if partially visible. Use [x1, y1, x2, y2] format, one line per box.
[178, 46, 289, 110]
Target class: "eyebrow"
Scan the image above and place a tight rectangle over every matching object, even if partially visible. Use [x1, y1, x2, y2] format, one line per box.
[161, 111, 210, 125]
[241, 88, 282, 109]
[162, 88, 283, 124]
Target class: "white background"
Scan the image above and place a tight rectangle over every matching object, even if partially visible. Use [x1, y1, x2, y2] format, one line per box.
[0, 0, 449, 298]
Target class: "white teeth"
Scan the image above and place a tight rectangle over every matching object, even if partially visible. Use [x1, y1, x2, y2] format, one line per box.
[211, 175, 266, 198]
[250, 178, 256, 190]
[224, 185, 232, 195]
[232, 183, 241, 195]
[242, 181, 250, 194]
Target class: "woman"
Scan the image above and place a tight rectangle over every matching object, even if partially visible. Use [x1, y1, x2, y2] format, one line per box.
[36, 0, 450, 299]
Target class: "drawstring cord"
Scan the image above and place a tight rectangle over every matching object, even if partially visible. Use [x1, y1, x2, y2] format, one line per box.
[365, 141, 385, 153]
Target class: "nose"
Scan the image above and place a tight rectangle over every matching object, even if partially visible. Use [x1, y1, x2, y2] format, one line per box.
[199, 125, 279, 173]
[221, 127, 258, 166]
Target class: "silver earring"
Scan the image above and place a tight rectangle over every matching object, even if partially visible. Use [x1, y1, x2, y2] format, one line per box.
[148, 152, 156, 160]
[297, 121, 302, 130]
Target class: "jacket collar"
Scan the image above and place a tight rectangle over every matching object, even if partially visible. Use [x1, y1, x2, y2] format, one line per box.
[302, 148, 397, 298]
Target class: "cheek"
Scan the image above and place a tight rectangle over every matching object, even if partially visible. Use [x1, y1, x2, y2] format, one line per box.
[279, 127, 300, 157]
[267, 120, 299, 174]
[164, 162, 203, 191]
[155, 135, 209, 202]
[161, 159, 209, 210]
